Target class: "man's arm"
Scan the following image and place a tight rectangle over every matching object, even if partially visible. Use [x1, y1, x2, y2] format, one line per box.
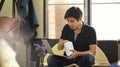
[89, 44, 96, 55]
[77, 44, 96, 56]
[57, 39, 68, 50]
[68, 44, 96, 59]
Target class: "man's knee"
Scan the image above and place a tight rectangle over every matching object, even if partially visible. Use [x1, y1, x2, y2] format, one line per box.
[47, 55, 55, 63]
[83, 54, 95, 64]
[47, 55, 57, 67]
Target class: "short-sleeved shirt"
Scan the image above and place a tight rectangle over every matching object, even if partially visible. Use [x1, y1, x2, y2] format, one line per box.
[60, 23, 97, 51]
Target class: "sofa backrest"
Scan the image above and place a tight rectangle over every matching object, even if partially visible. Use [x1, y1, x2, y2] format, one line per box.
[31, 39, 119, 65]
[98, 40, 118, 64]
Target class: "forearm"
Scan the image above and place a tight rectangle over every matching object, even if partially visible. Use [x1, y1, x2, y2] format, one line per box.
[58, 39, 69, 50]
[67, 49, 95, 59]
[77, 51, 95, 57]
[58, 39, 65, 50]
[77, 45, 96, 56]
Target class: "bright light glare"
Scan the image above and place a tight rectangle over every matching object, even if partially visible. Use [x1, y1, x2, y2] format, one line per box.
[92, 4, 120, 40]
[0, 39, 20, 67]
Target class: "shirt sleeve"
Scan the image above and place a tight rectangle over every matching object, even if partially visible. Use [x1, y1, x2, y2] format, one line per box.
[88, 27, 97, 45]
[60, 24, 68, 40]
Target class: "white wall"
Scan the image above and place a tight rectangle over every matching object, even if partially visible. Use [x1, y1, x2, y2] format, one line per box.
[33, 0, 44, 38]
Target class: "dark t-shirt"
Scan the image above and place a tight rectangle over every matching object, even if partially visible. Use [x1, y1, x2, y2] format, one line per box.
[60, 23, 97, 51]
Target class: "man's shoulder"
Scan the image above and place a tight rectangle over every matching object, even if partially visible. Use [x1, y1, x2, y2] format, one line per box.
[64, 24, 69, 27]
[84, 24, 95, 31]
[63, 24, 71, 30]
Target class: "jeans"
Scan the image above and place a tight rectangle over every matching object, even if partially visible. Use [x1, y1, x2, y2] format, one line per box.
[47, 54, 95, 67]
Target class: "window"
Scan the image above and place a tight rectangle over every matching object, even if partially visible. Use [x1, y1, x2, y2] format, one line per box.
[46, 0, 120, 40]
[47, 0, 84, 39]
[92, 0, 120, 40]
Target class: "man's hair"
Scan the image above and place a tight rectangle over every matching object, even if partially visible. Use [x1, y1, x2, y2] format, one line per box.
[64, 6, 82, 20]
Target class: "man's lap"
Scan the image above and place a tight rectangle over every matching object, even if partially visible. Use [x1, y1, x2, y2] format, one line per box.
[47, 54, 94, 67]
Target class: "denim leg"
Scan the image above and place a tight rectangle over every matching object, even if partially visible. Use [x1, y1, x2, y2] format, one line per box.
[82, 54, 95, 67]
[47, 55, 58, 67]
[75, 54, 94, 67]
[47, 55, 72, 67]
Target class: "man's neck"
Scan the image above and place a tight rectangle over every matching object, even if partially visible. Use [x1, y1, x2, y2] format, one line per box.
[74, 22, 83, 33]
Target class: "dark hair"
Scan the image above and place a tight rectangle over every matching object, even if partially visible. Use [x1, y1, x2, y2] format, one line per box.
[64, 6, 82, 20]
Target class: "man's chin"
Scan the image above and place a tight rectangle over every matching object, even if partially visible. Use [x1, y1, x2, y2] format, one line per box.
[70, 28, 75, 30]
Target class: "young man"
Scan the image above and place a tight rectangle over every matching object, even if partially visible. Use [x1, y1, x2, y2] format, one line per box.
[47, 6, 97, 67]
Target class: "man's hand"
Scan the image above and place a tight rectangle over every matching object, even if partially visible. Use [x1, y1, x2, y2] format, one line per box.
[58, 39, 69, 50]
[67, 50, 79, 59]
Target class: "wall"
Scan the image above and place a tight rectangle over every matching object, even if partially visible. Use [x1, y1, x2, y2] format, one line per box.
[0, 0, 12, 17]
[33, 0, 44, 38]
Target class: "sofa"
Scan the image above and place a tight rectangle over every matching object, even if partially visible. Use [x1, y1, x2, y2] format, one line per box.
[31, 39, 119, 67]
[43, 43, 110, 67]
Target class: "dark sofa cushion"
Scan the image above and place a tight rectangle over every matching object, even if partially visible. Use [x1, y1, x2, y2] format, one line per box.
[97, 40, 118, 64]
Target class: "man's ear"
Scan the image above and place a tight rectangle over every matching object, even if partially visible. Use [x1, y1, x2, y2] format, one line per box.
[77, 17, 82, 22]
[79, 16, 82, 20]
[77, 17, 82, 21]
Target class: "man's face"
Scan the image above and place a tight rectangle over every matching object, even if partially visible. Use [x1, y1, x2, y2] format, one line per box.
[67, 17, 80, 30]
